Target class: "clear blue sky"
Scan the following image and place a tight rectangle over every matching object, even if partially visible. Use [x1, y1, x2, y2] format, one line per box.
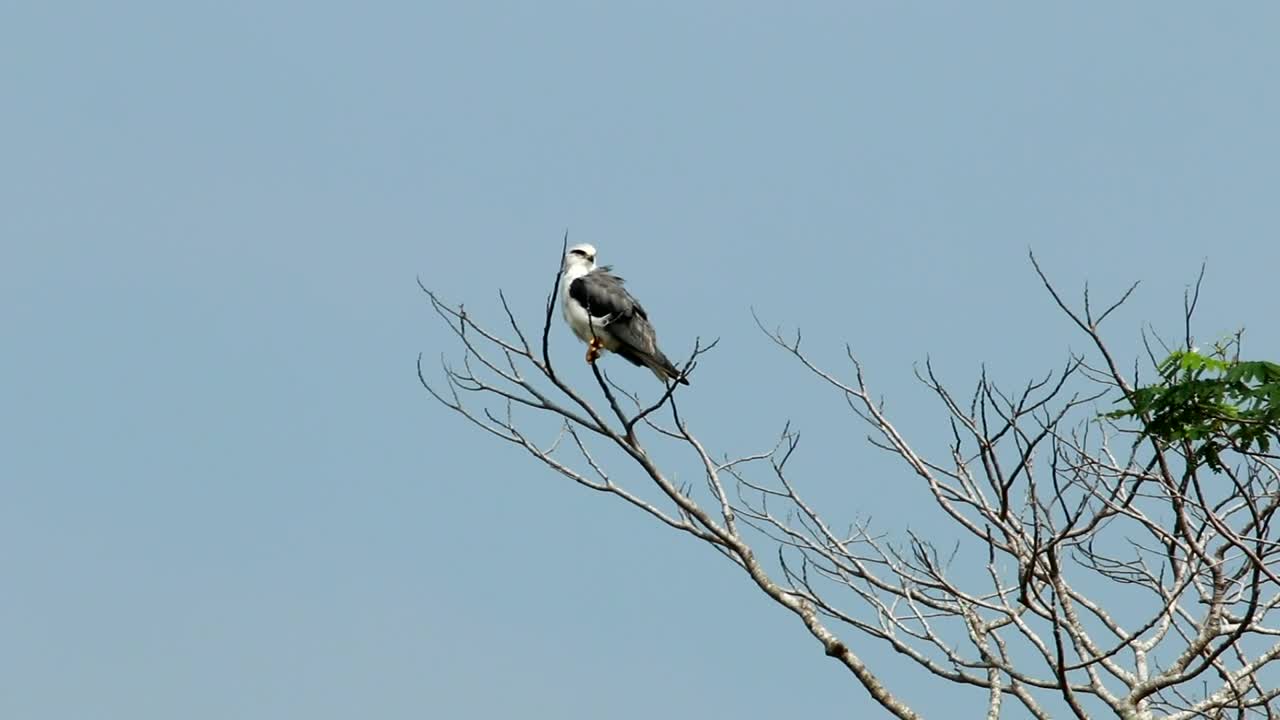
[4, 3, 1279, 718]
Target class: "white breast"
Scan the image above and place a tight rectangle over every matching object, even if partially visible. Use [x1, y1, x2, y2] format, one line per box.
[560, 266, 592, 342]
[561, 288, 593, 343]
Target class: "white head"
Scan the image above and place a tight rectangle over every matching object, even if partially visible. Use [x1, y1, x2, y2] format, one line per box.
[563, 243, 598, 275]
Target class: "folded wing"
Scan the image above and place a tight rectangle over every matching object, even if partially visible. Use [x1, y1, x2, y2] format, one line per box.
[569, 269, 688, 385]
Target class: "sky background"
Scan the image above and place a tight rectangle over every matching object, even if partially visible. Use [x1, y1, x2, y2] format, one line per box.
[4, 2, 1280, 718]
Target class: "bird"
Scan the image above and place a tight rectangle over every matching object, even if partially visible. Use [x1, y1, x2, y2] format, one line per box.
[560, 243, 689, 385]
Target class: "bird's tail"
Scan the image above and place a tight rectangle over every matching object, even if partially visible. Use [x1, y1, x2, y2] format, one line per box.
[648, 353, 690, 386]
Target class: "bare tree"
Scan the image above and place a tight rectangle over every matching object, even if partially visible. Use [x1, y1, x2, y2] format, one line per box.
[421, 242, 1280, 719]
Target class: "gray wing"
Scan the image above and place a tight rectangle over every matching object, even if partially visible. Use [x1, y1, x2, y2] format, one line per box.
[570, 269, 687, 384]
[568, 267, 646, 325]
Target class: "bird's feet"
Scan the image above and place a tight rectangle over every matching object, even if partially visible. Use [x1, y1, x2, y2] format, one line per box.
[585, 337, 603, 363]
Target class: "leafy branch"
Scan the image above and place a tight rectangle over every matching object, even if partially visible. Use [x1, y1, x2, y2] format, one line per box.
[1108, 340, 1280, 470]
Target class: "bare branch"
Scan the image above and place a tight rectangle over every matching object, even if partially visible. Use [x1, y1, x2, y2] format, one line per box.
[425, 247, 1280, 719]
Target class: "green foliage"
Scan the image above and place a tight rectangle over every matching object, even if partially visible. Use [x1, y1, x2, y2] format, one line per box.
[1107, 345, 1280, 471]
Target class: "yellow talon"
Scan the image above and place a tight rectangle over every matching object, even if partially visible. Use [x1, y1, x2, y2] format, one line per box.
[586, 337, 603, 363]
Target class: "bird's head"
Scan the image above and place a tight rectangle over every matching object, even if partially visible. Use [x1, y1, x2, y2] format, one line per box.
[563, 243, 598, 274]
